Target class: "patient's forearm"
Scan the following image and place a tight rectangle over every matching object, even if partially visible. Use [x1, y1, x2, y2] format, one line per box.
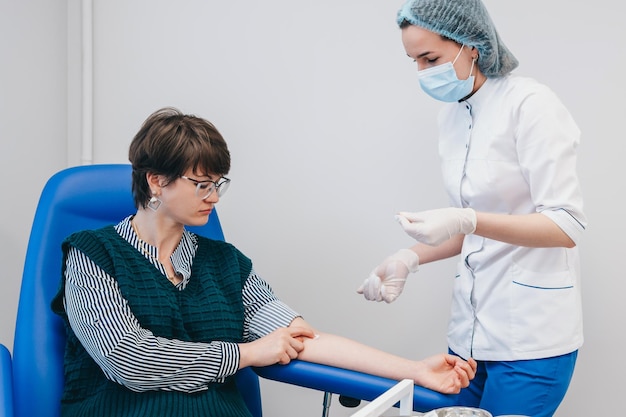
[296, 332, 420, 382]
[284, 318, 474, 394]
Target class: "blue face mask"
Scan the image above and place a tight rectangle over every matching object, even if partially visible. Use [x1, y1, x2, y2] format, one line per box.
[417, 45, 476, 102]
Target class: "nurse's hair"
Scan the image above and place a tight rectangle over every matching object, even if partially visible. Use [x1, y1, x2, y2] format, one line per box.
[396, 0, 518, 77]
[128, 107, 231, 209]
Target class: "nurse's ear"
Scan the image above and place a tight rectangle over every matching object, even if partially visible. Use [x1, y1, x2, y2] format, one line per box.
[471, 46, 479, 60]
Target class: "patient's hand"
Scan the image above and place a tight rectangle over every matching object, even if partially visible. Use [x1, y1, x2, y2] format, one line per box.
[238, 326, 315, 368]
[414, 354, 477, 394]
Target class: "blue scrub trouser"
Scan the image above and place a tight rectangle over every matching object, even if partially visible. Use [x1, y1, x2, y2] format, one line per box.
[450, 350, 578, 417]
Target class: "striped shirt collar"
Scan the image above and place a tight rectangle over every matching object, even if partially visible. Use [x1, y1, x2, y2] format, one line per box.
[114, 215, 198, 288]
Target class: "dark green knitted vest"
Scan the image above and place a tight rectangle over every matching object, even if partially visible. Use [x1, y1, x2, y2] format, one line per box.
[51, 226, 253, 417]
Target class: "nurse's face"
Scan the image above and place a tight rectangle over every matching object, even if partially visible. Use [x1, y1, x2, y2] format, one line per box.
[401, 24, 483, 84]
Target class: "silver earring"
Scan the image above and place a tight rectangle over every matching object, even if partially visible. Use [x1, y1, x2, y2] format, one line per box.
[148, 195, 162, 211]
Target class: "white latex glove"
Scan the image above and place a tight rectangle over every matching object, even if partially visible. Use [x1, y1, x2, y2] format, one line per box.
[356, 249, 419, 303]
[396, 208, 477, 246]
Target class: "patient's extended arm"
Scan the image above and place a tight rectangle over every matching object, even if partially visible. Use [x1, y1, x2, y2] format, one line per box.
[290, 317, 476, 394]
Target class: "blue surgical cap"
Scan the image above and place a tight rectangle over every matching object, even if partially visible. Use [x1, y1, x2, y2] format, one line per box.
[397, 0, 519, 77]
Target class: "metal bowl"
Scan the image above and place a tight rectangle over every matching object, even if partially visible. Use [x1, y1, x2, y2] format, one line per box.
[423, 407, 493, 417]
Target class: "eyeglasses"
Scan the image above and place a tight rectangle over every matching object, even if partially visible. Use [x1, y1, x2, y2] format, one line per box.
[180, 175, 231, 199]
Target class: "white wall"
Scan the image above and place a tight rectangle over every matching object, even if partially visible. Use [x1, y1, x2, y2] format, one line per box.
[1, 1, 624, 416]
[0, 0, 69, 365]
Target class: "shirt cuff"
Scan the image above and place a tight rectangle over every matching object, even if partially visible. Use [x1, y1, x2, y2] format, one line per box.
[540, 208, 586, 245]
[219, 342, 241, 378]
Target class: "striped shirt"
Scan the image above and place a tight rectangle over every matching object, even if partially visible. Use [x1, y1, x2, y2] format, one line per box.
[63, 215, 299, 393]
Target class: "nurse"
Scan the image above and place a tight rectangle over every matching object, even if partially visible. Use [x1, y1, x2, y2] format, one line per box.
[357, 0, 586, 416]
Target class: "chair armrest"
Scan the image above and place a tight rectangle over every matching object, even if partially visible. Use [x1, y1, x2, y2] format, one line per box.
[0, 343, 14, 417]
[253, 360, 455, 413]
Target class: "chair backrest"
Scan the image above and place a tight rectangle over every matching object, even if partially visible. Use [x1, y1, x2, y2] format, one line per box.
[12, 164, 261, 417]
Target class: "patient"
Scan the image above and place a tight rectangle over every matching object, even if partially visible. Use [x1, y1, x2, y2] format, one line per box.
[51, 107, 476, 417]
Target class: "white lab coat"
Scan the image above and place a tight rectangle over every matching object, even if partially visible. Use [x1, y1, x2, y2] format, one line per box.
[438, 74, 586, 361]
